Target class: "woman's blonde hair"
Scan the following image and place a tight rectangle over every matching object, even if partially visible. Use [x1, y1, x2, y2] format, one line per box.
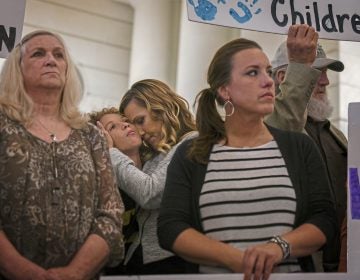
[0, 30, 88, 128]
[119, 79, 196, 154]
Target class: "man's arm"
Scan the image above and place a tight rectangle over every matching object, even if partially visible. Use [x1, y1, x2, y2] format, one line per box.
[266, 24, 320, 132]
[266, 63, 320, 131]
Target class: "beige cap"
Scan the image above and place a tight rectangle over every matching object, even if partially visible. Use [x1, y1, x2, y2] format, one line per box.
[271, 41, 344, 72]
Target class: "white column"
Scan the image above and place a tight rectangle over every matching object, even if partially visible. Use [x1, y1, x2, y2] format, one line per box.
[128, 0, 177, 86]
[241, 30, 285, 62]
[339, 41, 360, 137]
[175, 0, 237, 109]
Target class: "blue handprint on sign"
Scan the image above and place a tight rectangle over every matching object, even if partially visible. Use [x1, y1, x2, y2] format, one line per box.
[188, 0, 218, 21]
[229, 0, 262, 24]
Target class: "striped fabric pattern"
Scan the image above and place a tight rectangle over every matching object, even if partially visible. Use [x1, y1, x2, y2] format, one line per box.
[199, 140, 301, 273]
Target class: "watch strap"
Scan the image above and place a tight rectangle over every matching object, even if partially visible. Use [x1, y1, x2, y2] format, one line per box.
[268, 235, 291, 260]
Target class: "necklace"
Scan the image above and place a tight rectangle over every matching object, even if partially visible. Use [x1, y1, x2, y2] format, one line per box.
[36, 119, 58, 142]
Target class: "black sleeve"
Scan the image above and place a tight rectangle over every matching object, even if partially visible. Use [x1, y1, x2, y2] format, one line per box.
[157, 141, 195, 252]
[301, 134, 338, 243]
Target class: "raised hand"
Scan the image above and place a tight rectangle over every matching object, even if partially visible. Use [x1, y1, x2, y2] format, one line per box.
[287, 24, 319, 66]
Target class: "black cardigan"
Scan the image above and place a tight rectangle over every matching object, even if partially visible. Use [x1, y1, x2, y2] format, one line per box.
[158, 125, 338, 272]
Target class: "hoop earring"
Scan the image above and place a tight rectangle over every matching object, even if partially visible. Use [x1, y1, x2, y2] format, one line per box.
[215, 99, 226, 122]
[224, 100, 234, 117]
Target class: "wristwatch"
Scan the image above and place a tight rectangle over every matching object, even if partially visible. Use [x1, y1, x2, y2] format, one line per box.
[268, 235, 291, 260]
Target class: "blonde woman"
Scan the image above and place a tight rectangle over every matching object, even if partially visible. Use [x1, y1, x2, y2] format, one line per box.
[0, 30, 123, 280]
[108, 79, 196, 274]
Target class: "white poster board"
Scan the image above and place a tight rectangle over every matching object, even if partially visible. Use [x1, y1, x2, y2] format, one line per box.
[0, 0, 26, 58]
[186, 0, 360, 42]
[348, 102, 360, 274]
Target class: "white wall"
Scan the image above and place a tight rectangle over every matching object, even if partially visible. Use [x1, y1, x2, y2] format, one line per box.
[175, 0, 237, 109]
[127, 0, 181, 88]
[339, 41, 360, 136]
[22, 0, 134, 112]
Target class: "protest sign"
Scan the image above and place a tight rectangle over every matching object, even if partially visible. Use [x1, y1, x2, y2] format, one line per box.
[348, 103, 360, 220]
[0, 0, 26, 58]
[187, 0, 360, 41]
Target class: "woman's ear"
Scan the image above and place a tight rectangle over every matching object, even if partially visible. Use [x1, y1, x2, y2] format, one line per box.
[218, 85, 229, 101]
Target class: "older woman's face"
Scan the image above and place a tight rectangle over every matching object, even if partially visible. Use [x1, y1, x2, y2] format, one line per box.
[21, 35, 67, 93]
[123, 99, 163, 150]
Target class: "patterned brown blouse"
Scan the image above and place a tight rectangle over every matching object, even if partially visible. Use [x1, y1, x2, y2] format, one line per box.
[0, 112, 124, 270]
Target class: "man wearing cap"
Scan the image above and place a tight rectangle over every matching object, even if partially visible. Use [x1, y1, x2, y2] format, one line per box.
[266, 24, 347, 272]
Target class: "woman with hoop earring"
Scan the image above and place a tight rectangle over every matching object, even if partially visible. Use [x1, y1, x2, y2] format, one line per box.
[158, 37, 337, 279]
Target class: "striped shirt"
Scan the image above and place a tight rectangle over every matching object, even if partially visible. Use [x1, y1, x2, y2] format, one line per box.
[199, 140, 301, 273]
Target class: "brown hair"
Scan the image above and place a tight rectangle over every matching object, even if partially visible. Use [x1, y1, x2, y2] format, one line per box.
[189, 38, 262, 164]
[88, 107, 122, 125]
